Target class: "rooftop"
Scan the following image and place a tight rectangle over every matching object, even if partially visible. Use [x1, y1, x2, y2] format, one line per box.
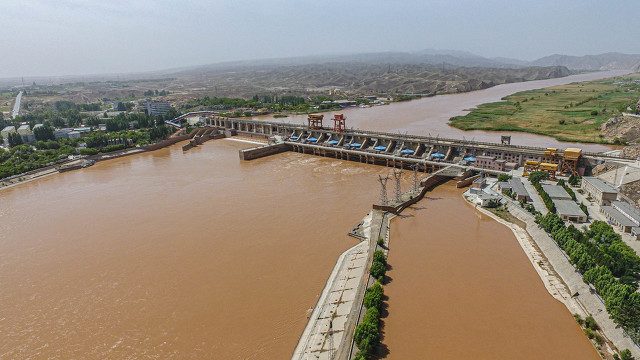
[2, 126, 16, 132]
[612, 201, 640, 223]
[553, 199, 586, 217]
[601, 205, 637, 227]
[583, 176, 617, 194]
[508, 178, 529, 197]
[542, 184, 572, 199]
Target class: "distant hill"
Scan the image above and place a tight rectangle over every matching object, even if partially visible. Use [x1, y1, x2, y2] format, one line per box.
[530, 52, 640, 70]
[178, 50, 640, 77]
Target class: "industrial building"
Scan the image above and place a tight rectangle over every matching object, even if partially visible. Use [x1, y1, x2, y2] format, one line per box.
[474, 155, 506, 171]
[497, 177, 531, 201]
[1, 125, 16, 143]
[54, 128, 73, 139]
[541, 184, 572, 200]
[581, 176, 618, 206]
[140, 99, 172, 116]
[17, 124, 34, 143]
[553, 199, 587, 223]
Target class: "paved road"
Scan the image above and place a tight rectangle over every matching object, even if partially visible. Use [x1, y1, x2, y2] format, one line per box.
[11, 91, 23, 118]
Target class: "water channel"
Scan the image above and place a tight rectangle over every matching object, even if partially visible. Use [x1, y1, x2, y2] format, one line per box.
[382, 184, 599, 359]
[0, 70, 626, 358]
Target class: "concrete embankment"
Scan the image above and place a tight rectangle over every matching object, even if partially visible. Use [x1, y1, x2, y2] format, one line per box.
[469, 193, 640, 358]
[294, 173, 451, 359]
[292, 211, 379, 360]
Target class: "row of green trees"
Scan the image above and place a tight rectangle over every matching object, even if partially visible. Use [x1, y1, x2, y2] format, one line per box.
[354, 281, 384, 358]
[354, 250, 388, 359]
[557, 179, 577, 201]
[537, 212, 640, 343]
[532, 181, 556, 213]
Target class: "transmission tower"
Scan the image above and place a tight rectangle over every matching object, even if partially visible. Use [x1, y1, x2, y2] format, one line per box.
[412, 164, 420, 192]
[393, 169, 402, 202]
[378, 175, 390, 204]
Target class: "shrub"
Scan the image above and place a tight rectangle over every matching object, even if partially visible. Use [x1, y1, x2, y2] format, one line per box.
[100, 144, 126, 153]
[620, 349, 633, 360]
[377, 237, 384, 247]
[79, 148, 99, 155]
[369, 262, 386, 280]
[373, 250, 387, 266]
[585, 316, 599, 331]
[364, 282, 384, 310]
[573, 313, 584, 326]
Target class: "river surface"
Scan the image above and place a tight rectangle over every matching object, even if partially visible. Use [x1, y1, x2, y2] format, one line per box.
[0, 72, 615, 359]
[255, 70, 630, 152]
[382, 184, 599, 359]
[0, 139, 386, 359]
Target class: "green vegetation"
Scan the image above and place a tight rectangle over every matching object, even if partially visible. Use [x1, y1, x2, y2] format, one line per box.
[369, 250, 387, 279]
[498, 174, 512, 182]
[580, 203, 589, 216]
[568, 173, 579, 187]
[1, 105, 176, 180]
[395, 94, 422, 102]
[0, 143, 76, 179]
[537, 213, 640, 343]
[557, 179, 577, 201]
[529, 171, 556, 213]
[355, 250, 390, 358]
[620, 349, 634, 360]
[449, 74, 640, 142]
[355, 281, 384, 358]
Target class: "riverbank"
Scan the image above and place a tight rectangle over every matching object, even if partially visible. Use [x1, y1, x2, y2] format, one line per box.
[466, 192, 640, 359]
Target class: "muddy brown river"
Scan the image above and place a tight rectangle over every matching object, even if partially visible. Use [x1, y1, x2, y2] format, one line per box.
[0, 140, 385, 359]
[382, 184, 599, 359]
[0, 71, 621, 359]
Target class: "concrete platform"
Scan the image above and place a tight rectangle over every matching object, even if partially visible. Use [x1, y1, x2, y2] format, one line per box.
[291, 214, 373, 360]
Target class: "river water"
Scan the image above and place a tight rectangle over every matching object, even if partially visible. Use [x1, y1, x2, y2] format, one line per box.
[0, 140, 386, 359]
[0, 71, 620, 359]
[256, 70, 630, 152]
[382, 184, 599, 359]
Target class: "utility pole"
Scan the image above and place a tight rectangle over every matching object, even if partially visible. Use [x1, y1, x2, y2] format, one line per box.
[393, 169, 402, 202]
[378, 175, 390, 204]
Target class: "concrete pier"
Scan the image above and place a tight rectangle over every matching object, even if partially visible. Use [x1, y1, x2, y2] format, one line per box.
[239, 143, 291, 160]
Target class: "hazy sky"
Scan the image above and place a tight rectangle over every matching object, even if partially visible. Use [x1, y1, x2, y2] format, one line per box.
[1, 0, 639, 78]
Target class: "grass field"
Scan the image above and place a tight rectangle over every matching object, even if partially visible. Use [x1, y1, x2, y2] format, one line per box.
[449, 74, 640, 143]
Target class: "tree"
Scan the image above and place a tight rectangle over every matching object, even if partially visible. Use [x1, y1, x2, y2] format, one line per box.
[34, 125, 55, 141]
[528, 170, 549, 184]
[7, 132, 23, 147]
[498, 174, 512, 182]
[620, 349, 633, 360]
[363, 282, 384, 310]
[373, 250, 387, 266]
[369, 261, 386, 279]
